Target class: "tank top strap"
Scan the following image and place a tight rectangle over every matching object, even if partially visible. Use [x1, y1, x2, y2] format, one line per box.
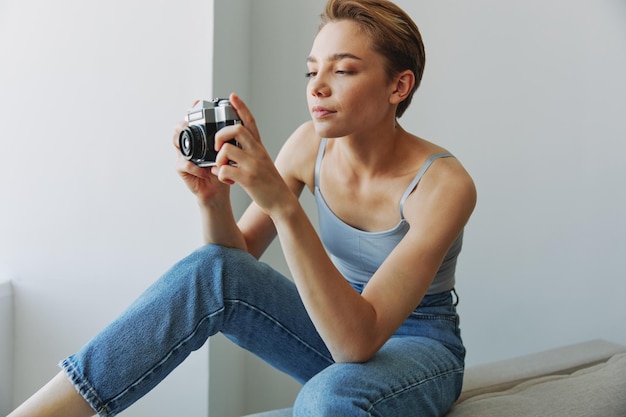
[314, 138, 328, 189]
[399, 152, 454, 219]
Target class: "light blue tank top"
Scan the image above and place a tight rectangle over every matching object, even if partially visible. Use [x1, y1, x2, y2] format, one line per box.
[314, 138, 463, 294]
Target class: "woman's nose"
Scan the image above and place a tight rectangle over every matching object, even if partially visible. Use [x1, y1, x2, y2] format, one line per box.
[309, 75, 330, 97]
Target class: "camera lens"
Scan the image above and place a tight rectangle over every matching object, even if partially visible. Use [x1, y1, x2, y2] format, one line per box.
[179, 125, 206, 160]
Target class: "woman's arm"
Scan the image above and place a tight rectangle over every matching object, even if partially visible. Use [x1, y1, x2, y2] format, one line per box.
[270, 154, 476, 363]
[175, 95, 315, 258]
[234, 120, 320, 258]
[173, 120, 248, 250]
[212, 95, 476, 362]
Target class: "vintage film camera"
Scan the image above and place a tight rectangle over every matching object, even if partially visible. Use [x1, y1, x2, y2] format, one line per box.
[178, 98, 241, 167]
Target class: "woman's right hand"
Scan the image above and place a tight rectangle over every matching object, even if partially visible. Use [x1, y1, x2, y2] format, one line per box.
[173, 119, 231, 204]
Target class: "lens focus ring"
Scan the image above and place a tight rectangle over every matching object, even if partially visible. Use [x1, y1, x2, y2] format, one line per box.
[179, 125, 206, 160]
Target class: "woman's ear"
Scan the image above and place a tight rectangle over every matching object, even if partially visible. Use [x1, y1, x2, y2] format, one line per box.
[389, 70, 415, 105]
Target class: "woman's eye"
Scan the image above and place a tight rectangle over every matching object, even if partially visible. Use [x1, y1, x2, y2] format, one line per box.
[305, 70, 354, 78]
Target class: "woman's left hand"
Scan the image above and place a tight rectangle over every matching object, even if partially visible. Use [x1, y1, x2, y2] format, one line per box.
[211, 93, 293, 215]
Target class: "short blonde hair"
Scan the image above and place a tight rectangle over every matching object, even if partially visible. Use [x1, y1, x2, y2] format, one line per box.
[319, 0, 425, 118]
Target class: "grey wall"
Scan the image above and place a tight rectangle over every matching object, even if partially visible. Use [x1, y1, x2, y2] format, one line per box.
[208, 2, 325, 415]
[0, 281, 13, 416]
[397, 0, 626, 363]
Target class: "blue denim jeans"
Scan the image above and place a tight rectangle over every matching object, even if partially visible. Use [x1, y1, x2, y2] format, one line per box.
[61, 245, 465, 417]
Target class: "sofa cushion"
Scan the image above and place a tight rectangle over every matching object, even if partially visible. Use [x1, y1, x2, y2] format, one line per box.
[457, 339, 626, 402]
[244, 341, 626, 417]
[445, 352, 626, 417]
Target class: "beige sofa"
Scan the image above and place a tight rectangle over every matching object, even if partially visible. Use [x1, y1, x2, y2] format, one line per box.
[244, 339, 626, 417]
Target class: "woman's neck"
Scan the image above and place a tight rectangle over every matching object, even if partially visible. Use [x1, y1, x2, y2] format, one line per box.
[331, 123, 415, 177]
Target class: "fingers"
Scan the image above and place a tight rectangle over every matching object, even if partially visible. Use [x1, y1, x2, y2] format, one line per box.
[175, 154, 213, 180]
[213, 94, 261, 160]
[214, 124, 249, 156]
[228, 93, 260, 140]
[211, 165, 235, 185]
[173, 94, 259, 187]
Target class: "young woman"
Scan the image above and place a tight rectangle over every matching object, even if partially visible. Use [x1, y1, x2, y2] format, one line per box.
[9, 0, 476, 416]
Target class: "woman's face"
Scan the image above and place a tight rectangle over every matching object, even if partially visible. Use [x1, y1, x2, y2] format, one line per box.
[306, 20, 396, 139]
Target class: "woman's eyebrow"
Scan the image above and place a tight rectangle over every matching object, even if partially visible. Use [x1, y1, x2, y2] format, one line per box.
[306, 53, 363, 63]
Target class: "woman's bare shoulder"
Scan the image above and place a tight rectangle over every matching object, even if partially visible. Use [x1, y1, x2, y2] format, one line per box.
[275, 121, 322, 190]
[404, 151, 477, 227]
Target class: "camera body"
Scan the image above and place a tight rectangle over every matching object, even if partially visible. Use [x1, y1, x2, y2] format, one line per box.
[179, 98, 241, 167]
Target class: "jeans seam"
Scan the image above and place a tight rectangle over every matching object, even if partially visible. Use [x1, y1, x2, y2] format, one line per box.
[60, 357, 112, 417]
[105, 307, 224, 411]
[411, 313, 458, 323]
[225, 298, 333, 364]
[366, 365, 465, 413]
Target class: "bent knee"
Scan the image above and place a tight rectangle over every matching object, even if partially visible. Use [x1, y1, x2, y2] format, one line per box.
[293, 356, 463, 417]
[294, 364, 371, 416]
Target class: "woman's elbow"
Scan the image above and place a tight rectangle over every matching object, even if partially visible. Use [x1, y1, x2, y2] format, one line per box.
[330, 341, 381, 364]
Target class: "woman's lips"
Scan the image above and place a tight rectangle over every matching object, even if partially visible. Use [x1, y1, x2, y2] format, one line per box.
[311, 106, 336, 119]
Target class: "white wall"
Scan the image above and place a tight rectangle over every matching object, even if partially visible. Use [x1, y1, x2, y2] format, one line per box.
[0, 0, 214, 415]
